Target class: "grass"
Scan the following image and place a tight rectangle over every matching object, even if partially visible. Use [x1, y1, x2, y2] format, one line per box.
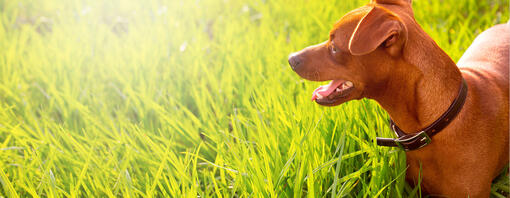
[0, 0, 508, 197]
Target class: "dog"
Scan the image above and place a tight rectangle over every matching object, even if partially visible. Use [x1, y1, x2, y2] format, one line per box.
[288, 0, 509, 197]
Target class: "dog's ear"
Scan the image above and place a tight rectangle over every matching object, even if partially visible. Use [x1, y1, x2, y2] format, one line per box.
[371, 0, 412, 5]
[348, 6, 407, 56]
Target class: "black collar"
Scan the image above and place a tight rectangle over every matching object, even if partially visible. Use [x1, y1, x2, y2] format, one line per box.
[376, 78, 468, 151]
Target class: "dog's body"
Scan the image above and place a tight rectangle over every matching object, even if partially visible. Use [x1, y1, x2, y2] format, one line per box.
[288, 0, 509, 197]
[407, 23, 509, 196]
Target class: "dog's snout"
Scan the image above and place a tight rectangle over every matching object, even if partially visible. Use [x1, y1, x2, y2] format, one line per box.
[288, 53, 302, 70]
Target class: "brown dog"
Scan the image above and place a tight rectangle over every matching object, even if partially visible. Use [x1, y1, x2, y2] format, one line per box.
[288, 0, 509, 197]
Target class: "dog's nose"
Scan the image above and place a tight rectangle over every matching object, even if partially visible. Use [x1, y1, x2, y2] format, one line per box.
[288, 53, 302, 70]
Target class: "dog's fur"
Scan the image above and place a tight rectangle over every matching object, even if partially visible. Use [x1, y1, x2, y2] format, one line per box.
[288, 0, 509, 196]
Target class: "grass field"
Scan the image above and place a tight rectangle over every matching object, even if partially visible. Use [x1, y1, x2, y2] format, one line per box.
[0, 0, 508, 197]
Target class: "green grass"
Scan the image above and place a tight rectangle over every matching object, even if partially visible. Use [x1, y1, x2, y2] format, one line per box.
[0, 0, 508, 197]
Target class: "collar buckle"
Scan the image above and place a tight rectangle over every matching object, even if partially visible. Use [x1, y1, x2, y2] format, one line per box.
[395, 131, 431, 151]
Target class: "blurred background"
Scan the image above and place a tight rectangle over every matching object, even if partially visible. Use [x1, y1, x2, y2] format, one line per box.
[0, 0, 508, 197]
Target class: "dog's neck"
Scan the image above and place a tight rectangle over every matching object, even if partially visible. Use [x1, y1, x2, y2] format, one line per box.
[370, 28, 463, 134]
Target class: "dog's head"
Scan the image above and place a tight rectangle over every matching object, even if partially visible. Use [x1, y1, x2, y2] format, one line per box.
[289, 0, 415, 106]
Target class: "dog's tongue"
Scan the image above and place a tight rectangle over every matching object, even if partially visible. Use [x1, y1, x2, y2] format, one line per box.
[311, 80, 345, 101]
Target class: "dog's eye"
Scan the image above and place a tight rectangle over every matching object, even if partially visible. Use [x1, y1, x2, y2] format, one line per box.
[331, 45, 338, 54]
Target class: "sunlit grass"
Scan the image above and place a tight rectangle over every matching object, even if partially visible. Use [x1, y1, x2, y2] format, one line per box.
[0, 0, 508, 197]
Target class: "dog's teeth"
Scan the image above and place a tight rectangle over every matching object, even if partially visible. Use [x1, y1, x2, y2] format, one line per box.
[336, 88, 341, 92]
[316, 93, 324, 99]
[345, 81, 353, 87]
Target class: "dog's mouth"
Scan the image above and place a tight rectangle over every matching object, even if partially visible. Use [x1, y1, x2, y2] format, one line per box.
[311, 80, 355, 105]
